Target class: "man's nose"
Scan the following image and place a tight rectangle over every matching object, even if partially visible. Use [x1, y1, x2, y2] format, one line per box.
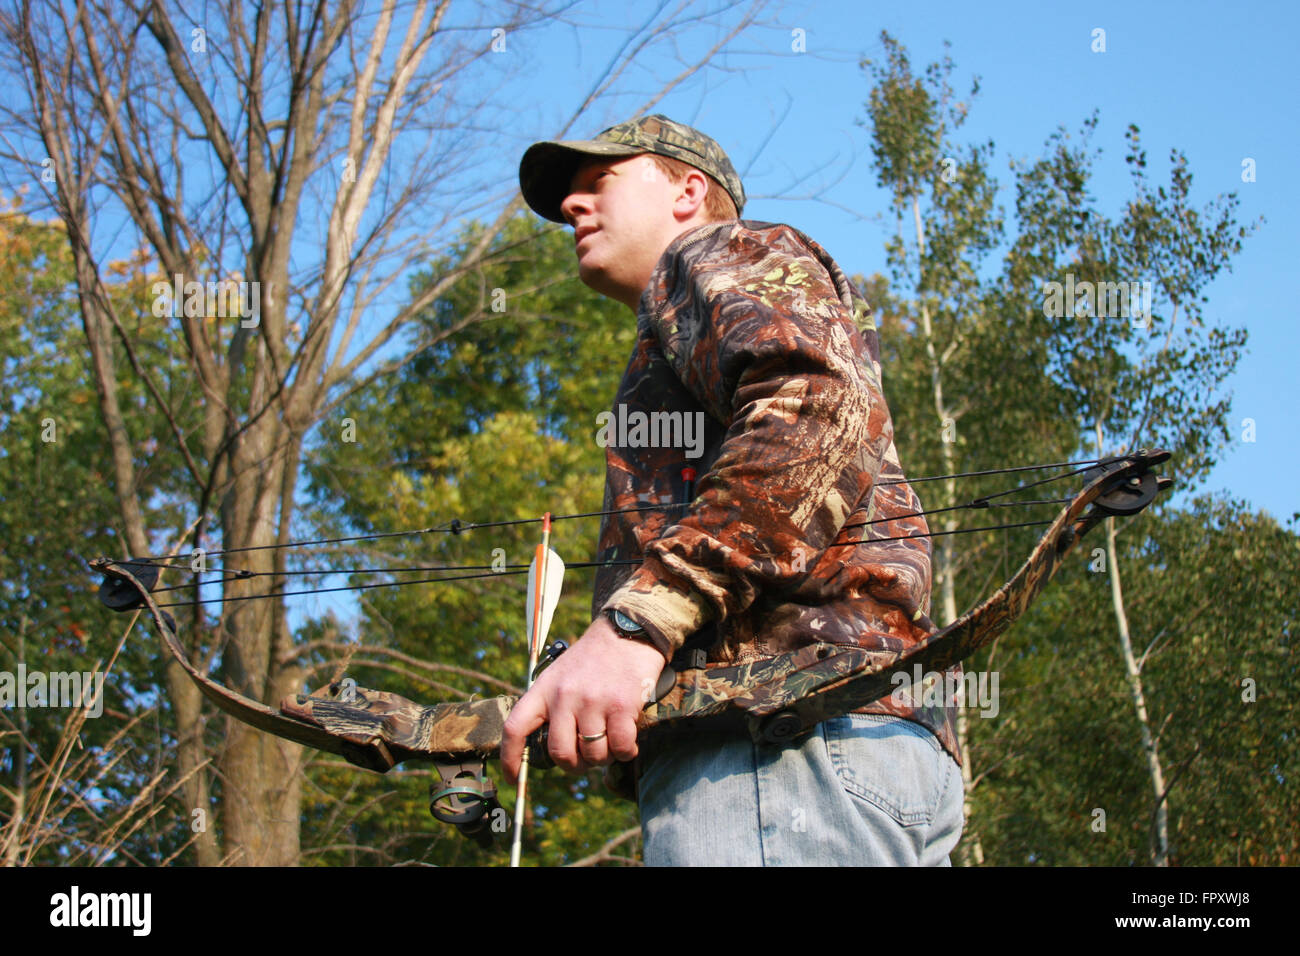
[560, 189, 590, 225]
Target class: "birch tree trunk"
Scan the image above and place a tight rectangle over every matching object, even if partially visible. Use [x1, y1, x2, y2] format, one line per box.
[909, 193, 984, 866]
[1096, 424, 1169, 865]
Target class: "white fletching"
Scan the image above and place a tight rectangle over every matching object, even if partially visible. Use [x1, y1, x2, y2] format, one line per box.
[525, 547, 565, 653]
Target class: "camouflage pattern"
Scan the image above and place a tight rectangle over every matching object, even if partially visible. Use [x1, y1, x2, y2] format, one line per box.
[520, 114, 746, 223]
[591, 220, 962, 763]
[281, 686, 517, 771]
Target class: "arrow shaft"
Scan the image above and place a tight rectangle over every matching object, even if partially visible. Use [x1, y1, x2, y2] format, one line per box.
[511, 513, 555, 868]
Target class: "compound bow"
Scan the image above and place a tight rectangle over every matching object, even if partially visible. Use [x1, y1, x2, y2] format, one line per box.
[90, 447, 1171, 845]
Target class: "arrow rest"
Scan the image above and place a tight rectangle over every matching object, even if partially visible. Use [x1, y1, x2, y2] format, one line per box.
[530, 639, 568, 680]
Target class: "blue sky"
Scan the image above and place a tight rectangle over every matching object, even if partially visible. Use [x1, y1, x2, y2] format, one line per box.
[488, 0, 1297, 524]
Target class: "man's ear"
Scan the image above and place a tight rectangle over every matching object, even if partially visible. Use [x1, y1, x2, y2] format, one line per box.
[672, 168, 710, 221]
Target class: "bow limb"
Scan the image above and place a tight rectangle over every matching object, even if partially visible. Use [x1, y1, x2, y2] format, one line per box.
[89, 556, 517, 773]
[630, 447, 1173, 747]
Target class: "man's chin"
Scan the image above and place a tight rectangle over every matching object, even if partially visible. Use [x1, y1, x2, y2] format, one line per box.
[577, 261, 615, 297]
[575, 258, 639, 309]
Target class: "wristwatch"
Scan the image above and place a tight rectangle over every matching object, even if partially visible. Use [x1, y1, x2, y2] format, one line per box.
[605, 608, 648, 641]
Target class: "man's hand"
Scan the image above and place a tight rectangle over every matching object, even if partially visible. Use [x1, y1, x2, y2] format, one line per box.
[501, 614, 667, 785]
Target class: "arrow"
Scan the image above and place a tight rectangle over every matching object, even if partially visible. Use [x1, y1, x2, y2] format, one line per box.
[510, 513, 564, 867]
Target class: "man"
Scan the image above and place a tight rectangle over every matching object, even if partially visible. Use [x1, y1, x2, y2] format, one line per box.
[502, 115, 963, 866]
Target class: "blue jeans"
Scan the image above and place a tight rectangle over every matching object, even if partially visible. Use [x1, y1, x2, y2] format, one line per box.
[637, 713, 963, 866]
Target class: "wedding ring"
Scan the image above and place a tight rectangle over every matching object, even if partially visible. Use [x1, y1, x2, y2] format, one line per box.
[580, 731, 607, 742]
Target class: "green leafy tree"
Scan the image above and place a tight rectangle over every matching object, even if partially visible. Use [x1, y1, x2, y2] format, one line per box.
[1001, 118, 1252, 865]
[972, 498, 1297, 865]
[861, 34, 1256, 867]
[0, 200, 197, 864]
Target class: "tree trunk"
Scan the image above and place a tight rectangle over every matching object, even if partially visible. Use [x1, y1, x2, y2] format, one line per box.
[910, 194, 984, 866]
[1104, 513, 1170, 865]
[1097, 425, 1169, 865]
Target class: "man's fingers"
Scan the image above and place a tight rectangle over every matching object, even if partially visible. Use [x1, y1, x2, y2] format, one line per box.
[501, 692, 548, 787]
[503, 619, 665, 778]
[606, 712, 639, 763]
[545, 707, 580, 772]
[576, 723, 610, 766]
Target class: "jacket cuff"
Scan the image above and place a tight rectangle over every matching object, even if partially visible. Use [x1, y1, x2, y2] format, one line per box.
[602, 560, 711, 660]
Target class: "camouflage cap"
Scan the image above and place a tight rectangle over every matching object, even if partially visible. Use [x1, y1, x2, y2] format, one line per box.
[519, 114, 746, 223]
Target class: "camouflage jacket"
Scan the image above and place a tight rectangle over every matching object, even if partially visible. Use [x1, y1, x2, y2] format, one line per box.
[594, 220, 961, 765]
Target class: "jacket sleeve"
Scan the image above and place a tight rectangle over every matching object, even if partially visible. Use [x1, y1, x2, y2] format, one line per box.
[601, 231, 894, 657]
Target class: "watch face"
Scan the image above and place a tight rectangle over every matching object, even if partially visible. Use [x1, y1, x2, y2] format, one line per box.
[612, 609, 644, 633]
